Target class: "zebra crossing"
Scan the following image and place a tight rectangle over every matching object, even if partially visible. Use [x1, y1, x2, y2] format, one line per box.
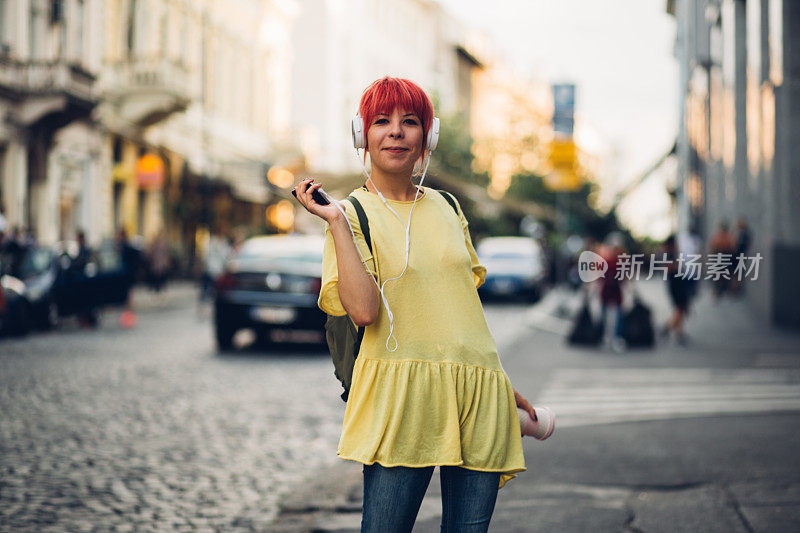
[536, 367, 800, 428]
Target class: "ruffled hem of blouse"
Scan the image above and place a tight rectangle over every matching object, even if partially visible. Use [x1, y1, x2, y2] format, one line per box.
[338, 357, 526, 489]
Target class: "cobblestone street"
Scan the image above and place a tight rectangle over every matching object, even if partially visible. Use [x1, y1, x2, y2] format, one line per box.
[0, 296, 349, 532]
[0, 290, 532, 532]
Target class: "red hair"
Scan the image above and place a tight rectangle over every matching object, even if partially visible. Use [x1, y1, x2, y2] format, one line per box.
[358, 77, 435, 151]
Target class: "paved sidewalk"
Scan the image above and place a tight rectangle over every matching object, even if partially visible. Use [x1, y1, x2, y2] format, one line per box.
[131, 280, 200, 312]
[49, 280, 201, 331]
[271, 281, 800, 532]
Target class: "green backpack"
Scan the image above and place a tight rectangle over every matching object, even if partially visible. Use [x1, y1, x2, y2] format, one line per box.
[326, 189, 460, 402]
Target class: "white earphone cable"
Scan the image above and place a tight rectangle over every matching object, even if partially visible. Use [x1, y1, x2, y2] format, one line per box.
[351, 147, 432, 351]
[329, 195, 399, 344]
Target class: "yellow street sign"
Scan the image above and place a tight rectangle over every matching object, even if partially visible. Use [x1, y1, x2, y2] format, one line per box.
[546, 139, 582, 191]
[544, 170, 582, 192]
[548, 139, 577, 168]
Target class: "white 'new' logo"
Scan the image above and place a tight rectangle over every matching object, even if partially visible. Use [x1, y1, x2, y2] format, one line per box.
[578, 251, 608, 282]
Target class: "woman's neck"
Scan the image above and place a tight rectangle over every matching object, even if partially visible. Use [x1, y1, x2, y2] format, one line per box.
[366, 169, 422, 201]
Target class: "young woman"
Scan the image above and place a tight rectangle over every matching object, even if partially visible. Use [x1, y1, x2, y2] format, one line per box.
[294, 77, 535, 532]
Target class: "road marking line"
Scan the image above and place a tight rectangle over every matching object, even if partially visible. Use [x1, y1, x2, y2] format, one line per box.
[537, 367, 800, 428]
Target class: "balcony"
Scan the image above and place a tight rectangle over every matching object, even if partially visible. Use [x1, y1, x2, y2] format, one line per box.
[103, 57, 192, 127]
[0, 58, 98, 128]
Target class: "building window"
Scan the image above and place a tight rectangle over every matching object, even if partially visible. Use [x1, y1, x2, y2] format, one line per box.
[180, 9, 188, 64]
[30, 0, 46, 59]
[0, 0, 7, 47]
[768, 0, 783, 86]
[159, 1, 167, 55]
[127, 0, 137, 56]
[75, 0, 85, 61]
[50, 0, 64, 25]
[0, 144, 6, 211]
[113, 137, 123, 163]
[137, 189, 145, 235]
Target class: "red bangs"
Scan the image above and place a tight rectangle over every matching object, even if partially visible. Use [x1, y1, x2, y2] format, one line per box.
[358, 77, 434, 149]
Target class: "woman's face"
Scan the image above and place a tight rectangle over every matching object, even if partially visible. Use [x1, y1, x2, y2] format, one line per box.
[366, 107, 424, 176]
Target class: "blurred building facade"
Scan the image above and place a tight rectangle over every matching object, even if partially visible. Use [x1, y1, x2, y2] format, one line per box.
[0, 0, 296, 264]
[97, 0, 296, 263]
[670, 0, 800, 328]
[0, 0, 105, 244]
[289, 0, 483, 179]
[2, 0, 569, 266]
[470, 63, 553, 197]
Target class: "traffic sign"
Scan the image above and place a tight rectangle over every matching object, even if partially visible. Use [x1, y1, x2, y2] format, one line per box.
[552, 83, 575, 136]
[548, 139, 577, 168]
[544, 169, 582, 192]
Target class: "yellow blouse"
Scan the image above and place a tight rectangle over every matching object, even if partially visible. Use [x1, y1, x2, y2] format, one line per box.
[318, 187, 525, 488]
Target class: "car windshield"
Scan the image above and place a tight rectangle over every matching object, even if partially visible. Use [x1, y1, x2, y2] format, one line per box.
[17, 248, 52, 278]
[238, 251, 322, 264]
[237, 239, 323, 264]
[94, 244, 122, 272]
[482, 252, 536, 260]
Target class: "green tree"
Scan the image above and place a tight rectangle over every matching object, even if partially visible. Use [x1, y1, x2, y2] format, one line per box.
[505, 172, 625, 243]
[431, 111, 489, 188]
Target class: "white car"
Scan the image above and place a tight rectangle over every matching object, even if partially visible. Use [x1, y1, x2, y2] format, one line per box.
[476, 237, 547, 302]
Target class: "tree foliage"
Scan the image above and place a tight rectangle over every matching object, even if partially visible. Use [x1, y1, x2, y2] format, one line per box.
[505, 172, 625, 243]
[432, 111, 489, 188]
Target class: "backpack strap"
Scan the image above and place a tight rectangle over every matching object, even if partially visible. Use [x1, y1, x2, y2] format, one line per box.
[341, 194, 371, 386]
[344, 195, 372, 254]
[435, 189, 460, 218]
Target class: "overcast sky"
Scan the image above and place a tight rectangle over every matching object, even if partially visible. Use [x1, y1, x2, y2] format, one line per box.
[438, 0, 679, 239]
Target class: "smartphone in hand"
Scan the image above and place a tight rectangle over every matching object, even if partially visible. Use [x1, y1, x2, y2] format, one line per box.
[291, 182, 331, 205]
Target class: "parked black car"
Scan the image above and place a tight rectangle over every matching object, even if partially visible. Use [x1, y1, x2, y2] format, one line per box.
[214, 235, 325, 350]
[0, 268, 30, 336]
[51, 240, 130, 320]
[0, 241, 131, 335]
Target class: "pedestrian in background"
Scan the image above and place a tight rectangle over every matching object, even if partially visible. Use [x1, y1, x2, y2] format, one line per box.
[294, 76, 530, 533]
[677, 225, 702, 303]
[116, 229, 141, 329]
[598, 232, 627, 353]
[708, 221, 736, 299]
[660, 234, 690, 345]
[1, 226, 26, 274]
[22, 228, 36, 247]
[732, 217, 752, 296]
[230, 227, 247, 255]
[74, 230, 98, 328]
[146, 230, 172, 299]
[199, 230, 231, 304]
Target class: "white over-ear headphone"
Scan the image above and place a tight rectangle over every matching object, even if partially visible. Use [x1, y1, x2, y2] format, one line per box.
[352, 115, 440, 152]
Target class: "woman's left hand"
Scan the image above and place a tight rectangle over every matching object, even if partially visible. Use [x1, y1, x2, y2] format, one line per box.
[513, 389, 537, 422]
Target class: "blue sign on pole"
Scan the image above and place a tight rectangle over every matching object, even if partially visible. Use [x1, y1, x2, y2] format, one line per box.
[552, 83, 576, 136]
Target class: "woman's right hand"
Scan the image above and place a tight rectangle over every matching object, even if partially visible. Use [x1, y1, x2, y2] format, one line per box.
[293, 179, 343, 224]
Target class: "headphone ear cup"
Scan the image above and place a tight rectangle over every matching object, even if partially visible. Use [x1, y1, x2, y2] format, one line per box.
[352, 116, 365, 149]
[426, 117, 440, 151]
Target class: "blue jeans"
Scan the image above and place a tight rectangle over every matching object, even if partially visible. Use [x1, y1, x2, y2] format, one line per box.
[361, 463, 501, 533]
[600, 304, 625, 339]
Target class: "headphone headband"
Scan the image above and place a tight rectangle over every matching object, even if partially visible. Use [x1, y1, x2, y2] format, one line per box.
[352, 115, 440, 152]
